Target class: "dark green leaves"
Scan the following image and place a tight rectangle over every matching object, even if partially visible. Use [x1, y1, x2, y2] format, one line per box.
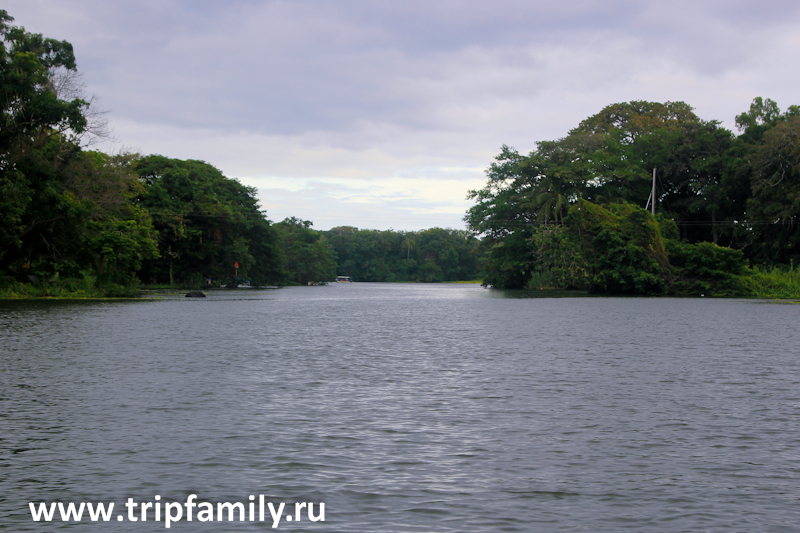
[135, 155, 281, 286]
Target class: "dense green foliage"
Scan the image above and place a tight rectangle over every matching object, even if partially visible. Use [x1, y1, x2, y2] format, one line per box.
[323, 227, 482, 282]
[135, 155, 281, 287]
[3, 10, 799, 298]
[0, 12, 158, 296]
[273, 218, 337, 285]
[0, 11, 288, 295]
[467, 99, 800, 295]
[569, 201, 670, 294]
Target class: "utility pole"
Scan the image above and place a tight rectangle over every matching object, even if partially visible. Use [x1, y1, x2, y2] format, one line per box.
[651, 168, 656, 215]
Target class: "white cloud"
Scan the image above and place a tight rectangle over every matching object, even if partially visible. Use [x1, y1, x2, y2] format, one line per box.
[253, 176, 485, 230]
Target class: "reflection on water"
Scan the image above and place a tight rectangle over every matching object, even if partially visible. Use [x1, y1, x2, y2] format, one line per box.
[2, 284, 800, 531]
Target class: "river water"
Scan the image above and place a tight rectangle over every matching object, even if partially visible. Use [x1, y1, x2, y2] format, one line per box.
[1, 283, 800, 532]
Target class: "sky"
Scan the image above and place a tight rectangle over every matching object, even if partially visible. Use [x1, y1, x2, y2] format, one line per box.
[5, 1, 800, 230]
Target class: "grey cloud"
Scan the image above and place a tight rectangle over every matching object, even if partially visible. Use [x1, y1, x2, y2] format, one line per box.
[5, 0, 799, 229]
[9, 0, 797, 139]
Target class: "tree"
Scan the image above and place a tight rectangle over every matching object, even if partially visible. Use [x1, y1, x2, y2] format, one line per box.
[745, 116, 800, 264]
[465, 100, 767, 290]
[0, 10, 87, 261]
[323, 227, 482, 282]
[135, 156, 281, 286]
[402, 236, 415, 259]
[274, 218, 337, 284]
[465, 145, 535, 240]
[464, 101, 705, 241]
[568, 201, 670, 294]
[0, 10, 88, 160]
[725, 98, 800, 264]
[571, 100, 700, 150]
[0, 12, 157, 293]
[735, 97, 781, 134]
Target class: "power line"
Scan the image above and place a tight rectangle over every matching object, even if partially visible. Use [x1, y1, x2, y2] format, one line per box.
[469, 219, 797, 228]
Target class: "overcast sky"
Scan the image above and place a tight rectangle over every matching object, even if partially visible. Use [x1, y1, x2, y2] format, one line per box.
[6, 1, 800, 230]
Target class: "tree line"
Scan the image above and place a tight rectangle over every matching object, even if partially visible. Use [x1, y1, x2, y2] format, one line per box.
[0, 12, 279, 294]
[323, 226, 482, 282]
[465, 99, 800, 295]
[0, 10, 482, 296]
[3, 8, 798, 297]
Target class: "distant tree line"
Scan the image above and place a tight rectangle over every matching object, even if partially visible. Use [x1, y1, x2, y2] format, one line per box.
[323, 226, 483, 282]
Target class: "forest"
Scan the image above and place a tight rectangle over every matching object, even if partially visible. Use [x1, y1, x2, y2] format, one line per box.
[323, 227, 481, 283]
[465, 100, 800, 296]
[1, 8, 798, 298]
[0, 11, 481, 297]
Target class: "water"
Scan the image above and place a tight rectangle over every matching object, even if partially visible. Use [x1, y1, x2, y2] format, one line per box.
[2, 283, 800, 532]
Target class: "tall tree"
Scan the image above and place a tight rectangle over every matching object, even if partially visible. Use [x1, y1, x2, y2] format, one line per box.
[0, 10, 157, 292]
[0, 9, 87, 261]
[402, 236, 415, 259]
[0, 10, 87, 159]
[745, 115, 800, 264]
[135, 156, 281, 286]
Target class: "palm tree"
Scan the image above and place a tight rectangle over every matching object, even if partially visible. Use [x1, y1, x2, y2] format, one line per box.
[524, 173, 582, 226]
[402, 236, 415, 259]
[516, 146, 585, 226]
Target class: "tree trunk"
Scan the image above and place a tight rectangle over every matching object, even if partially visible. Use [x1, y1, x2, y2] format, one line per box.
[712, 210, 718, 245]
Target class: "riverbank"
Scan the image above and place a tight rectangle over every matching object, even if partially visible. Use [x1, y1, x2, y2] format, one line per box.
[3, 268, 799, 299]
[745, 266, 800, 299]
[0, 280, 138, 299]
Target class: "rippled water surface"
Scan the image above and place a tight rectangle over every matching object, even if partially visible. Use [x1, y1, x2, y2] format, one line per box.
[2, 283, 800, 532]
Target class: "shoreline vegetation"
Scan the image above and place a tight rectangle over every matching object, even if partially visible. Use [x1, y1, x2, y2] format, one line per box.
[2, 10, 800, 300]
[2, 265, 800, 300]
